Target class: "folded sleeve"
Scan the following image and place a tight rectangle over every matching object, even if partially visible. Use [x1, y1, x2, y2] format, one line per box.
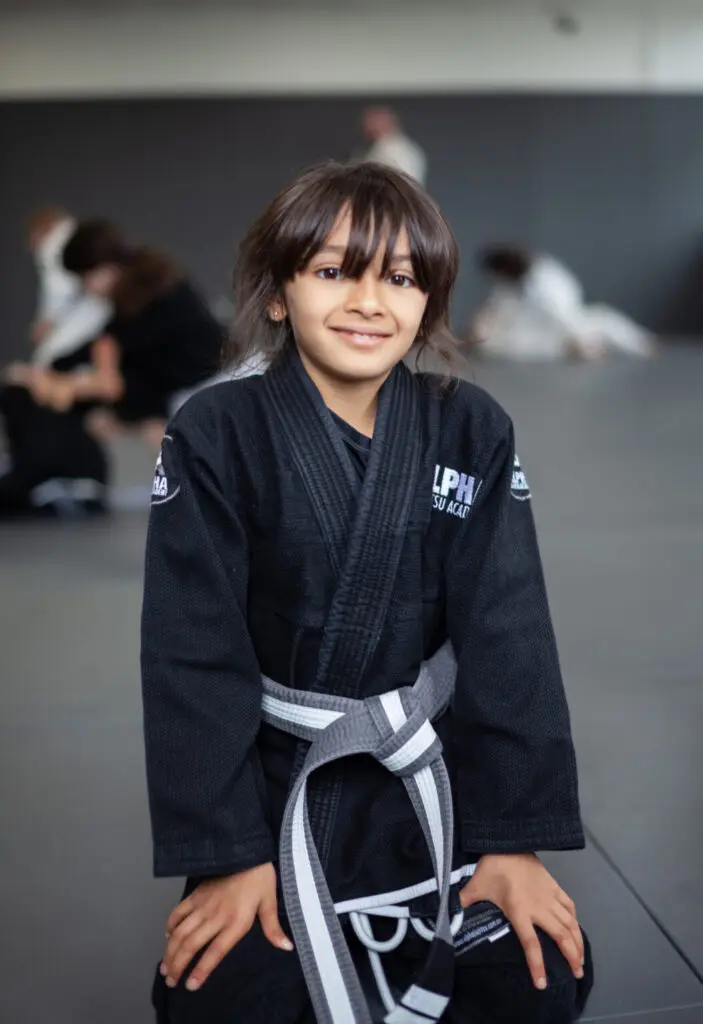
[446, 422, 585, 854]
[141, 402, 274, 877]
[32, 295, 112, 367]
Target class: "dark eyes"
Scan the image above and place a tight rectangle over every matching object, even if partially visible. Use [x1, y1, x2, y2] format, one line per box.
[388, 273, 414, 289]
[315, 267, 415, 288]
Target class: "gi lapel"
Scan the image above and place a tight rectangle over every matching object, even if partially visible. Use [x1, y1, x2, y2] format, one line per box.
[264, 345, 424, 869]
[312, 360, 422, 698]
[264, 344, 423, 697]
[264, 345, 359, 578]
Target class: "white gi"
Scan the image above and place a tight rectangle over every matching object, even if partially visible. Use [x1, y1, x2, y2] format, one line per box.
[31, 217, 111, 367]
[364, 134, 428, 186]
[477, 254, 655, 361]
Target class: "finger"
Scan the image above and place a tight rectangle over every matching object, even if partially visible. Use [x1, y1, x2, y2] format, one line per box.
[538, 910, 584, 980]
[184, 922, 250, 992]
[556, 887, 577, 918]
[555, 904, 585, 972]
[458, 879, 484, 910]
[259, 892, 294, 952]
[164, 917, 224, 988]
[512, 918, 548, 991]
[166, 897, 197, 938]
[162, 909, 208, 974]
[552, 905, 585, 974]
[549, 900, 584, 958]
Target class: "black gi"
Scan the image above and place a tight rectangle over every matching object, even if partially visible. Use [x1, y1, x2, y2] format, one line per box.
[0, 282, 221, 518]
[0, 344, 108, 518]
[142, 347, 593, 1022]
[107, 280, 223, 423]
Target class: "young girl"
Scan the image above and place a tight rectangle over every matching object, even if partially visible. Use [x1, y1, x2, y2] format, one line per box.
[142, 162, 593, 1024]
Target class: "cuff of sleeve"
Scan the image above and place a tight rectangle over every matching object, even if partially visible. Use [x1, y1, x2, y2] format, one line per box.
[153, 831, 275, 878]
[461, 817, 585, 854]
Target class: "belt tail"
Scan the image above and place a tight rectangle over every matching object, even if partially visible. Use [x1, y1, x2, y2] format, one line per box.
[280, 750, 374, 1024]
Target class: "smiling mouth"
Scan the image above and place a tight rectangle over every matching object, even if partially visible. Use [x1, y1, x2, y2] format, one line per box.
[331, 327, 393, 347]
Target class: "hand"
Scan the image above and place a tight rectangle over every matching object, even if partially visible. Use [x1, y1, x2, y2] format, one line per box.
[161, 863, 293, 993]
[30, 371, 77, 412]
[4, 362, 34, 386]
[26, 368, 54, 405]
[459, 853, 584, 991]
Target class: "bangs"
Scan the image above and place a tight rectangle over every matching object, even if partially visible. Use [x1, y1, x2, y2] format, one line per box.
[270, 162, 457, 297]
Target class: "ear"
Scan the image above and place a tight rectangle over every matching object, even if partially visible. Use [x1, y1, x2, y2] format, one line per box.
[267, 298, 287, 323]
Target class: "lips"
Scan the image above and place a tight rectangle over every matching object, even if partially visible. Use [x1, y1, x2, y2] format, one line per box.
[331, 327, 393, 349]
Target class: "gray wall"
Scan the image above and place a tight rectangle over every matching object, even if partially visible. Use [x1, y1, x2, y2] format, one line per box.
[2, 93, 703, 361]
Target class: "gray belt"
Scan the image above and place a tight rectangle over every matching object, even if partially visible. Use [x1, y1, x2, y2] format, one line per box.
[261, 641, 458, 1024]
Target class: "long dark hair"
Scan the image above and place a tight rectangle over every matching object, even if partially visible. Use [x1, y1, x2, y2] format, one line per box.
[229, 161, 461, 375]
[63, 219, 182, 319]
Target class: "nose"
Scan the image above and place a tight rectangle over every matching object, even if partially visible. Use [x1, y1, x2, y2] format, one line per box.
[345, 272, 385, 318]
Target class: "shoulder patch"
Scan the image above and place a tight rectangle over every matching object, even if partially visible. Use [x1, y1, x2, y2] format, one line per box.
[510, 454, 531, 502]
[151, 434, 181, 506]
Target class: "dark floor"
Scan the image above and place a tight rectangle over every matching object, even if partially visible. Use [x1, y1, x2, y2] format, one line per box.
[2, 346, 702, 1023]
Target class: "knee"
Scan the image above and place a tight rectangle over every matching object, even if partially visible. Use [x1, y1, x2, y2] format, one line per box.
[523, 927, 594, 1022]
[455, 927, 593, 1023]
[536, 928, 594, 1020]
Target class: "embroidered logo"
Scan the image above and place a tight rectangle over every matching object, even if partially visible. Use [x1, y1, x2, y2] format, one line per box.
[151, 435, 181, 506]
[511, 455, 531, 502]
[432, 465, 478, 520]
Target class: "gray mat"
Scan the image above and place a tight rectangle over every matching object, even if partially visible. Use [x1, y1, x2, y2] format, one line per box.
[544, 849, 703, 1019]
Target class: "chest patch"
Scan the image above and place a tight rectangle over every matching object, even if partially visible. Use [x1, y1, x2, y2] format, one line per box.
[432, 464, 479, 520]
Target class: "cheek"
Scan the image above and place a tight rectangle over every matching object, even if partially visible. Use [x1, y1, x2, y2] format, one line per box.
[393, 292, 429, 333]
[287, 284, 337, 335]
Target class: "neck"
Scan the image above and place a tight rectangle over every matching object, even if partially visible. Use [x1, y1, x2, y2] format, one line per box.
[297, 349, 388, 437]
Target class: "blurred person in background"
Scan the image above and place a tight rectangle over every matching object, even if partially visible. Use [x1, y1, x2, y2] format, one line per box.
[58, 219, 224, 449]
[0, 358, 109, 520]
[0, 221, 223, 518]
[0, 211, 114, 518]
[361, 106, 427, 185]
[469, 245, 656, 361]
[25, 205, 111, 368]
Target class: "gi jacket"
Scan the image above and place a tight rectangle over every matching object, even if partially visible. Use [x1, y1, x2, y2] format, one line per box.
[141, 348, 583, 905]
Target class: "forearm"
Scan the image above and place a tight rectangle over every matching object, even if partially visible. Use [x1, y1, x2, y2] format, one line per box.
[69, 367, 124, 403]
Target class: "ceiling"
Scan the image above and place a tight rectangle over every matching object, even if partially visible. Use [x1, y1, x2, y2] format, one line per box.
[0, 0, 688, 10]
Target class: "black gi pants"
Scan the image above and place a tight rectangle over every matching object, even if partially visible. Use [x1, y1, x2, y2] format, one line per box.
[152, 915, 593, 1024]
[0, 385, 108, 517]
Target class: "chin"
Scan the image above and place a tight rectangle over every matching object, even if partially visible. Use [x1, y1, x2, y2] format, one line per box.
[329, 339, 413, 378]
[328, 351, 402, 383]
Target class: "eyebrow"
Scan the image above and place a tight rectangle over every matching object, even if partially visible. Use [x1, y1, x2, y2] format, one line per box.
[314, 244, 413, 264]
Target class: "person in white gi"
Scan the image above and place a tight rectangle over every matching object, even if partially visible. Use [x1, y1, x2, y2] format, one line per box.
[26, 206, 111, 368]
[361, 107, 427, 186]
[472, 246, 656, 361]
